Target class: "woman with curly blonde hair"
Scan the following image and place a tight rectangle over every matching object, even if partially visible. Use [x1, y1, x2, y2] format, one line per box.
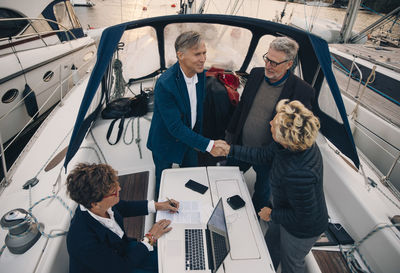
[221, 99, 328, 273]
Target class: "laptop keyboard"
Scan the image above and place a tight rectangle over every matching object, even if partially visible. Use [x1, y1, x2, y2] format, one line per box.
[212, 232, 228, 267]
[185, 229, 206, 270]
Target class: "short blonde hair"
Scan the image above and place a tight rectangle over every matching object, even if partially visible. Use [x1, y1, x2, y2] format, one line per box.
[273, 99, 320, 151]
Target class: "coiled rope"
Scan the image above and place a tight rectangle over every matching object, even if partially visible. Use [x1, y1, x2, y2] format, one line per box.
[340, 222, 400, 273]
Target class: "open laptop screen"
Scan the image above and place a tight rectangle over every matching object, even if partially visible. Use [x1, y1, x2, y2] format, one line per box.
[206, 199, 230, 273]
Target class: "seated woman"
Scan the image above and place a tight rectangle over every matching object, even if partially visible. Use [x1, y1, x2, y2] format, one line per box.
[66, 163, 179, 273]
[222, 99, 328, 273]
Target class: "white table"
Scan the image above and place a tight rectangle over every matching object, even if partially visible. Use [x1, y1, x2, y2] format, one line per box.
[157, 166, 275, 273]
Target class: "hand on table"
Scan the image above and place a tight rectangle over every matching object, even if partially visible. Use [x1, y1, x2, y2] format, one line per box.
[148, 219, 172, 242]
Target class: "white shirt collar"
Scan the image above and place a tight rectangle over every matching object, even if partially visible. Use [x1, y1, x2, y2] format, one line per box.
[180, 67, 198, 85]
[80, 204, 124, 238]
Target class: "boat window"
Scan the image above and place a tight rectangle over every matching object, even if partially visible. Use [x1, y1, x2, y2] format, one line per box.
[164, 23, 251, 72]
[0, 8, 29, 39]
[66, 1, 82, 29]
[20, 15, 53, 38]
[318, 78, 344, 124]
[119, 26, 159, 79]
[2, 88, 19, 103]
[53, 2, 74, 31]
[249, 34, 283, 73]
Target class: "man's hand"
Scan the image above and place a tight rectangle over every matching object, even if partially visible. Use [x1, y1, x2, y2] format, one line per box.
[210, 140, 231, 157]
[258, 207, 272, 222]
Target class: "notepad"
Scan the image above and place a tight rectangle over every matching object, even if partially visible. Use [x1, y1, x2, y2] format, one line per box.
[156, 200, 201, 224]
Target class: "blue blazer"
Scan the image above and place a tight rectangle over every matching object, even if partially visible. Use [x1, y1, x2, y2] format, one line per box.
[147, 62, 210, 164]
[67, 200, 150, 273]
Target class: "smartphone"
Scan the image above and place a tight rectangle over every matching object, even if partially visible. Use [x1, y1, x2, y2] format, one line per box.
[227, 195, 245, 210]
[185, 179, 208, 194]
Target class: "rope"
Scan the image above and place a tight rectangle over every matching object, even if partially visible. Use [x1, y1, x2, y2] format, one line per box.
[0, 193, 73, 256]
[89, 130, 108, 164]
[111, 59, 126, 101]
[331, 55, 400, 106]
[360, 3, 400, 27]
[10, 42, 28, 84]
[123, 117, 135, 145]
[136, 117, 143, 159]
[350, 66, 376, 120]
[341, 222, 400, 273]
[0, 244, 6, 257]
[28, 194, 73, 239]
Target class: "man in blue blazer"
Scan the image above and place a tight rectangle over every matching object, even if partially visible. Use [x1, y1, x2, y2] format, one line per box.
[147, 31, 223, 198]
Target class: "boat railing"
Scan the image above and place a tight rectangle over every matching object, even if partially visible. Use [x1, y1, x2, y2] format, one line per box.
[0, 54, 96, 188]
[0, 17, 78, 55]
[345, 57, 363, 98]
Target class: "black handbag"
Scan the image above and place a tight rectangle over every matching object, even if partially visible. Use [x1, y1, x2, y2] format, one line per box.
[101, 91, 149, 145]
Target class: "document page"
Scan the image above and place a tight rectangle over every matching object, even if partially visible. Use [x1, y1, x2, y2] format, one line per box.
[156, 200, 201, 224]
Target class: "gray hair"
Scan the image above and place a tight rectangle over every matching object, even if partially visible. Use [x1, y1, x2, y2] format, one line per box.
[175, 31, 203, 53]
[270, 37, 299, 60]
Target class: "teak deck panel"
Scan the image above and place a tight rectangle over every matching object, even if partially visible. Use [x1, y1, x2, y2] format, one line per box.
[312, 249, 353, 273]
[119, 171, 149, 240]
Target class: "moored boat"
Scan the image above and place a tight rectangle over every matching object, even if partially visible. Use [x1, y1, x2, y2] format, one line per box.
[0, 13, 399, 273]
[0, 0, 96, 146]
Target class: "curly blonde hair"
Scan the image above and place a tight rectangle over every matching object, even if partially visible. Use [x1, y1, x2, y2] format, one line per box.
[273, 99, 320, 151]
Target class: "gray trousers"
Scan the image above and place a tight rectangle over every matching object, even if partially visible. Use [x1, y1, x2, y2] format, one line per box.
[265, 222, 319, 273]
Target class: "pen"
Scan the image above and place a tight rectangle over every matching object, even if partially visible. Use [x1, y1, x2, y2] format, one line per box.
[167, 197, 179, 214]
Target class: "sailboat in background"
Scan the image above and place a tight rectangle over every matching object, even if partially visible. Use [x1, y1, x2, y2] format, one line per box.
[0, 0, 96, 147]
[277, 0, 400, 191]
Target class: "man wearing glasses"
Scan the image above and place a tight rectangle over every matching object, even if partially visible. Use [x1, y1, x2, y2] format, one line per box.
[225, 36, 315, 214]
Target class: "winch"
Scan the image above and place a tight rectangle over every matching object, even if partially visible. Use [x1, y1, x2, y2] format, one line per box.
[0, 208, 43, 254]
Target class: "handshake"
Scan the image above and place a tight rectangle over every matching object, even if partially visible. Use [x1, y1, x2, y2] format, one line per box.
[210, 140, 231, 157]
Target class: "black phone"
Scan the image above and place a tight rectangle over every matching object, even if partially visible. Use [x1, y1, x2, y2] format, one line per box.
[227, 195, 245, 210]
[185, 179, 208, 194]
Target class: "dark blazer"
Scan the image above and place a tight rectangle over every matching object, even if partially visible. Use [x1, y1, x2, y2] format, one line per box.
[147, 62, 210, 164]
[229, 142, 328, 238]
[67, 200, 150, 273]
[226, 67, 315, 145]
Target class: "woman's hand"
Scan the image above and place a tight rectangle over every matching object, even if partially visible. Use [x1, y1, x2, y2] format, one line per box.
[258, 207, 272, 222]
[155, 199, 179, 213]
[147, 219, 172, 242]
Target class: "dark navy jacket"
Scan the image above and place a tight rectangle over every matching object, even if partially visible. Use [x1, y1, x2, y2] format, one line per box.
[229, 142, 328, 238]
[226, 67, 315, 145]
[67, 200, 149, 273]
[147, 62, 210, 164]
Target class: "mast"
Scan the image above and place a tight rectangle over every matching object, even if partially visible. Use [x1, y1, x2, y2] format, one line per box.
[339, 0, 362, 43]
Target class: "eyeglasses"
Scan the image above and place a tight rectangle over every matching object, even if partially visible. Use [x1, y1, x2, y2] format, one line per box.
[103, 182, 120, 198]
[263, 53, 290, 67]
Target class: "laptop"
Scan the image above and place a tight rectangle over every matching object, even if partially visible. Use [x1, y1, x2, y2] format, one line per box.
[161, 198, 230, 273]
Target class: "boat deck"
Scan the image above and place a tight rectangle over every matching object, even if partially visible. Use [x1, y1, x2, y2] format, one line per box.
[119, 171, 149, 240]
[330, 43, 400, 128]
[332, 63, 400, 128]
[312, 250, 353, 273]
[331, 44, 400, 73]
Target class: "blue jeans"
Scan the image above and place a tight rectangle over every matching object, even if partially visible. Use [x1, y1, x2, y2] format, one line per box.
[153, 149, 198, 200]
[128, 241, 158, 273]
[265, 222, 319, 273]
[226, 157, 271, 213]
